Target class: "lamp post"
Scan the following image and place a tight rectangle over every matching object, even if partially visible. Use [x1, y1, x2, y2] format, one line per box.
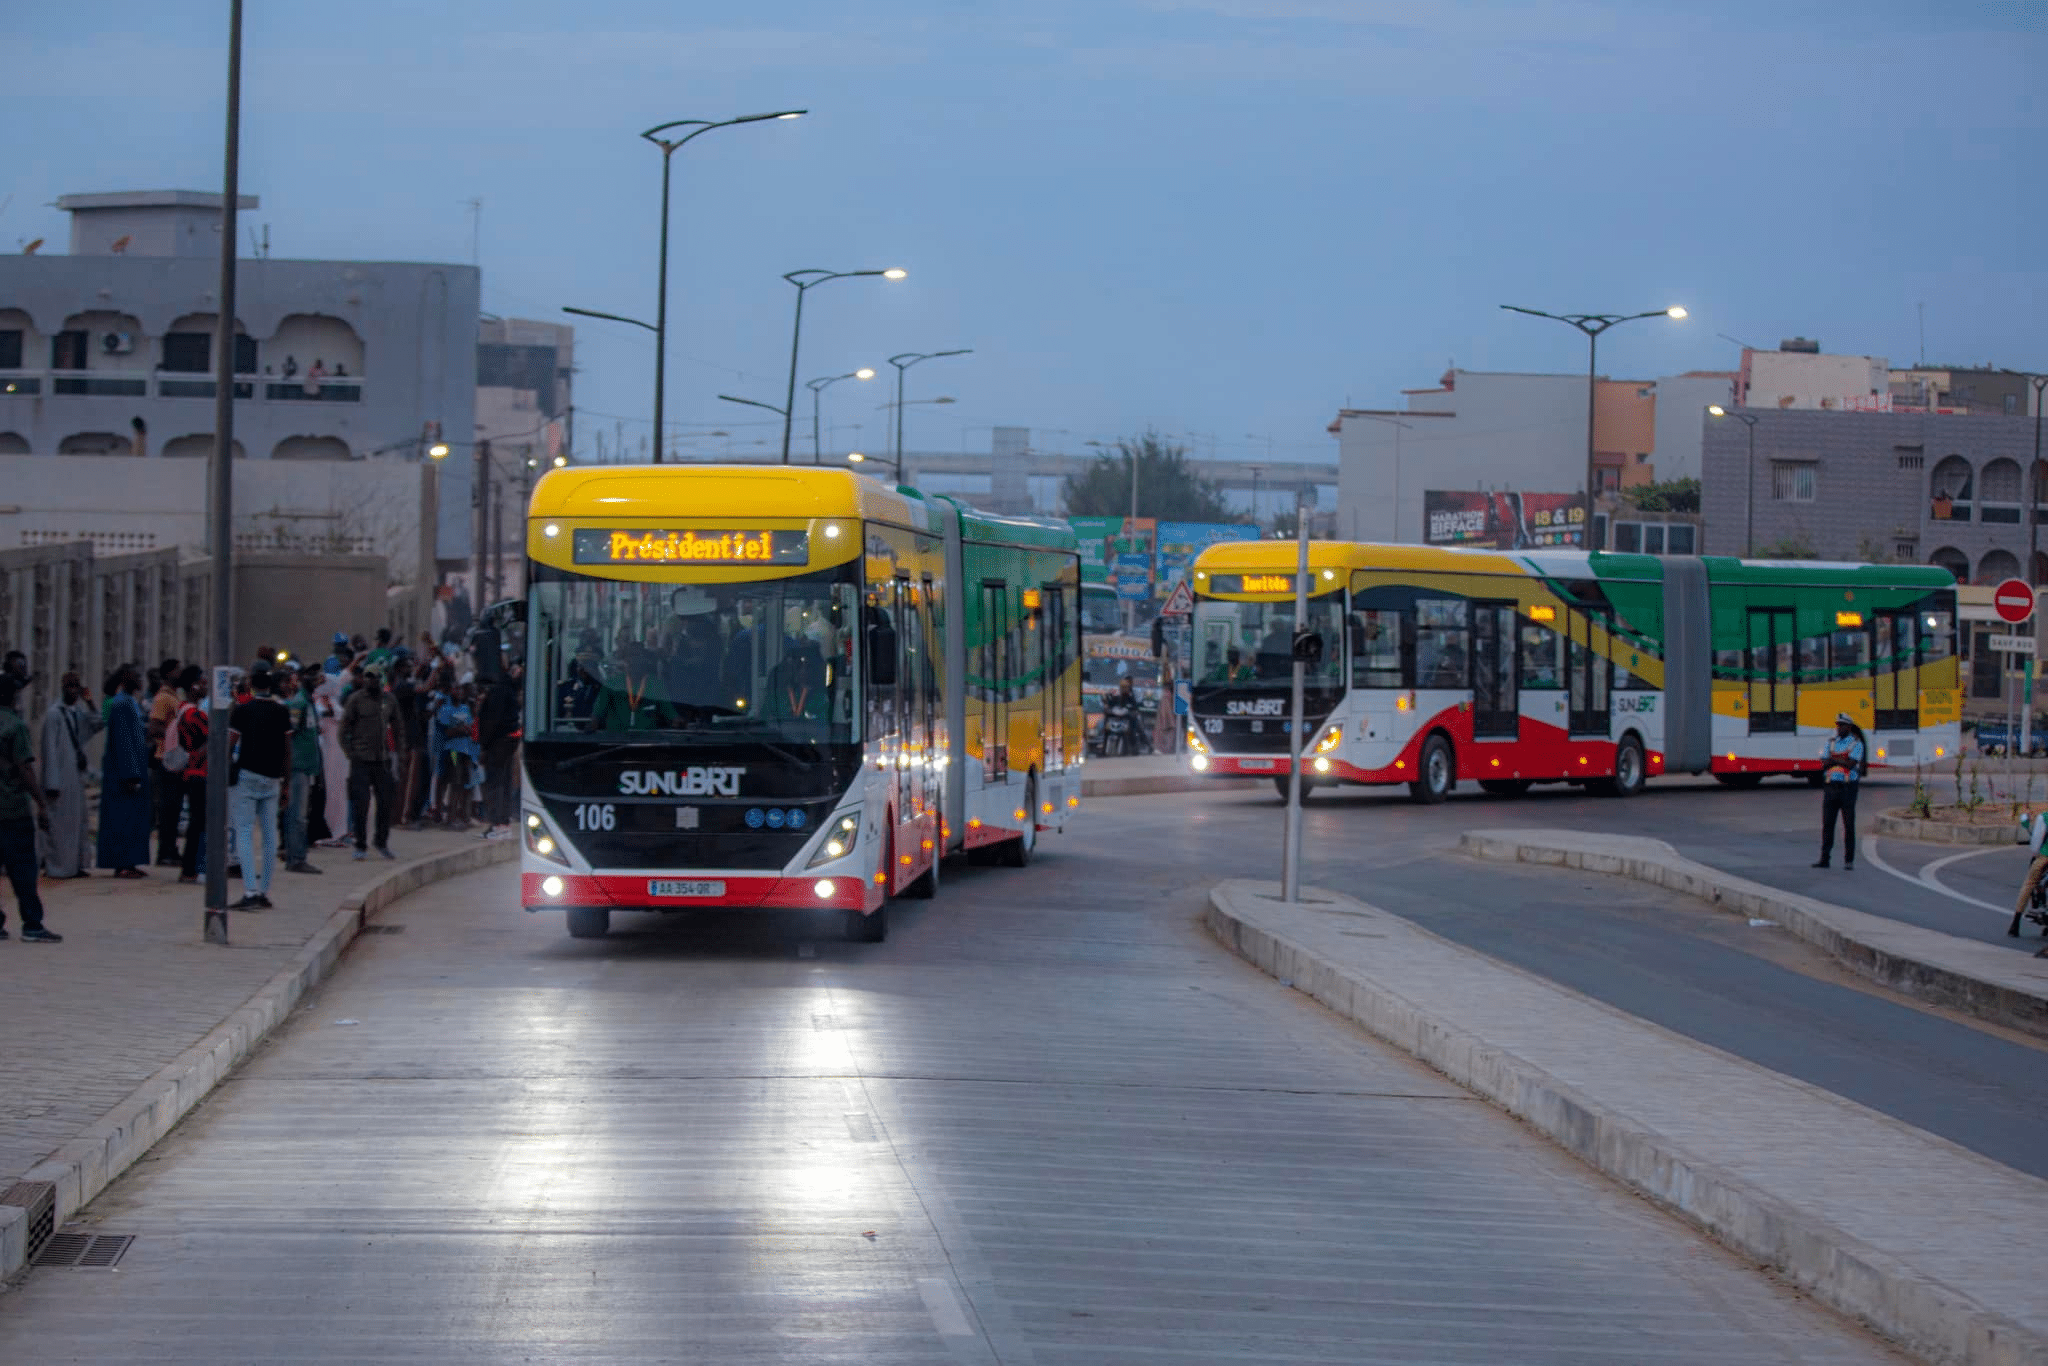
[1501, 302, 1687, 548]
[717, 393, 788, 463]
[778, 269, 905, 464]
[637, 111, 804, 464]
[1707, 405, 1759, 557]
[886, 349, 972, 473]
[806, 368, 874, 464]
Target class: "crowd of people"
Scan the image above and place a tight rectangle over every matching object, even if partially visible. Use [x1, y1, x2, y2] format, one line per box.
[0, 627, 523, 944]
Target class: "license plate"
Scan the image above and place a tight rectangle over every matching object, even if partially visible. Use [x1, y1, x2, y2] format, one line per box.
[1237, 758, 1275, 770]
[648, 879, 725, 898]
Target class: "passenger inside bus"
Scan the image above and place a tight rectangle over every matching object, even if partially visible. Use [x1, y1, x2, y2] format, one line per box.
[591, 640, 679, 732]
[556, 628, 604, 725]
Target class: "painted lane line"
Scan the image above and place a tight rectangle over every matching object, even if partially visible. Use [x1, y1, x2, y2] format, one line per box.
[917, 1276, 976, 1339]
[1863, 837, 2011, 918]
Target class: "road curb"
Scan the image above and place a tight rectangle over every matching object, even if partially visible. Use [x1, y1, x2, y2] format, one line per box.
[1203, 881, 2048, 1366]
[1876, 810, 2021, 846]
[0, 838, 515, 1278]
[1460, 828, 2048, 1041]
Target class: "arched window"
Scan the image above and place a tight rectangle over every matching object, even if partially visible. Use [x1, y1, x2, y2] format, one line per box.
[58, 431, 137, 456]
[162, 435, 246, 460]
[1930, 456, 1974, 521]
[1981, 458, 2022, 523]
[271, 435, 352, 461]
[0, 432, 29, 455]
[264, 314, 364, 401]
[0, 309, 40, 389]
[159, 313, 256, 397]
[1929, 546, 1969, 581]
[1978, 549, 2021, 585]
[52, 311, 147, 395]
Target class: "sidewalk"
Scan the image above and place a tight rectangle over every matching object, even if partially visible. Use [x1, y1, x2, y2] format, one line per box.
[1207, 878, 2048, 1366]
[0, 826, 512, 1274]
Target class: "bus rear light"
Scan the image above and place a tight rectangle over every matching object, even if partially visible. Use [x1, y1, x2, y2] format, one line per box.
[541, 876, 564, 898]
[814, 879, 835, 899]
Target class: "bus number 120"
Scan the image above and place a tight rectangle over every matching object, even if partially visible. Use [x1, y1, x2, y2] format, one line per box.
[574, 803, 617, 831]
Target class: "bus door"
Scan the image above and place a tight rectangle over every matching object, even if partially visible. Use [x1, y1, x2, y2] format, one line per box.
[1568, 607, 1611, 736]
[1471, 601, 1519, 739]
[895, 576, 920, 830]
[1746, 608, 1796, 733]
[1875, 610, 1920, 730]
[982, 581, 1009, 781]
[1039, 584, 1063, 771]
[920, 577, 942, 822]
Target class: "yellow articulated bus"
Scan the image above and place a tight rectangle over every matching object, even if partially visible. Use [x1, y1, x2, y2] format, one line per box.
[502, 465, 1083, 942]
[1183, 540, 1959, 801]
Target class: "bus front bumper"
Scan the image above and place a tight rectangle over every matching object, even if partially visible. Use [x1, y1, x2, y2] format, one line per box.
[522, 871, 881, 913]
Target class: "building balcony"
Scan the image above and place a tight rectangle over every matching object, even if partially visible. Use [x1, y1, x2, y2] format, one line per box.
[0, 369, 359, 403]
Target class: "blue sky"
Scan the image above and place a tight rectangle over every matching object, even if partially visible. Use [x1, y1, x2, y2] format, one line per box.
[11, 1, 2046, 466]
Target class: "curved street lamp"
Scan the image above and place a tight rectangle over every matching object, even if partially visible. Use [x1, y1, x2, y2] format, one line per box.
[887, 349, 972, 472]
[779, 268, 906, 464]
[1707, 404, 1759, 556]
[633, 111, 804, 462]
[1501, 303, 1687, 545]
[806, 368, 875, 464]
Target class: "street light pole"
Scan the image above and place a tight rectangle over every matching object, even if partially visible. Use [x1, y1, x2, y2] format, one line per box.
[203, 0, 244, 941]
[1501, 303, 1687, 549]
[779, 268, 905, 465]
[638, 110, 804, 463]
[1707, 405, 1759, 556]
[885, 349, 971, 476]
[806, 368, 874, 464]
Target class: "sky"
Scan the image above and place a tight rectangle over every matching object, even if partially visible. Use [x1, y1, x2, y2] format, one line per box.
[10, 0, 2046, 469]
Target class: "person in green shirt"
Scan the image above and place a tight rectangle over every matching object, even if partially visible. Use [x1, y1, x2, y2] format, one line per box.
[283, 663, 326, 875]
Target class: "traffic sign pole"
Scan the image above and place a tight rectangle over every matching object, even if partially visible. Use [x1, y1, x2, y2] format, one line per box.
[1993, 579, 2038, 759]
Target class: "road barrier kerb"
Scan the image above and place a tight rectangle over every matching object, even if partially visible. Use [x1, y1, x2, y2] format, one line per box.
[1876, 811, 2019, 846]
[0, 838, 515, 1280]
[1460, 829, 2048, 1041]
[1204, 880, 2048, 1366]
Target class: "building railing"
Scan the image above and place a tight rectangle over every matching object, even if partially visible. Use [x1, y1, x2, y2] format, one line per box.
[0, 369, 360, 403]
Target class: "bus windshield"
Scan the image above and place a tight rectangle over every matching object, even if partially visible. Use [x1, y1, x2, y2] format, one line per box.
[1191, 595, 1345, 691]
[526, 561, 862, 744]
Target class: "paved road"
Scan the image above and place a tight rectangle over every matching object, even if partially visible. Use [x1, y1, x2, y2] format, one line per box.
[0, 808, 1898, 1363]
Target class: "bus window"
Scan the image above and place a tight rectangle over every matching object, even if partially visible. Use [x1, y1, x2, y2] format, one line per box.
[1520, 621, 1563, 688]
[1415, 598, 1469, 689]
[1350, 609, 1406, 688]
[1611, 629, 1656, 691]
[1830, 627, 1870, 681]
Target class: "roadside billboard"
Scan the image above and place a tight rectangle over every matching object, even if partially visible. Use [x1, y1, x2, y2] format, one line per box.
[1423, 491, 1585, 549]
[1068, 516, 1156, 588]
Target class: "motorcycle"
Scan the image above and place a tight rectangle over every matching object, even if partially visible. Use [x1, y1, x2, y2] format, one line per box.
[1091, 694, 1152, 758]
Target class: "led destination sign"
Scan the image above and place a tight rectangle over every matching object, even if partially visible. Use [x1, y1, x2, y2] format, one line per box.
[1204, 573, 1297, 595]
[571, 529, 811, 566]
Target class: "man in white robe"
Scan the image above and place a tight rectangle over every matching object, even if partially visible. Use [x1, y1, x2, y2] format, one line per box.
[40, 672, 100, 878]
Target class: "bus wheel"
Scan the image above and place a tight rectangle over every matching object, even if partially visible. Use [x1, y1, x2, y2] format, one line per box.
[1271, 776, 1316, 802]
[1409, 734, 1454, 804]
[844, 903, 888, 943]
[1478, 779, 1531, 796]
[565, 907, 610, 939]
[1714, 772, 1764, 789]
[1000, 777, 1038, 868]
[1599, 736, 1646, 798]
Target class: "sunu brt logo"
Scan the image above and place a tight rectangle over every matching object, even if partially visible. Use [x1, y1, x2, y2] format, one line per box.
[619, 767, 746, 797]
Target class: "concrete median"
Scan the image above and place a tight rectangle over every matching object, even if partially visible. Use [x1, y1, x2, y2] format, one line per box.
[1206, 877, 2048, 1366]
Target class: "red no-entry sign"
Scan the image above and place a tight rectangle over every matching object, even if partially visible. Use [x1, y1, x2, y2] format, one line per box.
[1994, 578, 2036, 625]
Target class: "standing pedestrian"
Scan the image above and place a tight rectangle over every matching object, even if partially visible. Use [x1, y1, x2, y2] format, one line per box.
[146, 656, 184, 867]
[97, 663, 152, 879]
[0, 673, 60, 941]
[437, 681, 482, 829]
[477, 663, 521, 839]
[170, 669, 210, 884]
[229, 666, 292, 909]
[283, 664, 324, 875]
[1812, 712, 1866, 870]
[341, 665, 399, 861]
[39, 671, 100, 878]
[313, 669, 349, 846]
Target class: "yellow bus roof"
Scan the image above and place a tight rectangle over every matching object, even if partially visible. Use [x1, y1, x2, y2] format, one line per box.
[1190, 539, 1531, 579]
[528, 464, 923, 526]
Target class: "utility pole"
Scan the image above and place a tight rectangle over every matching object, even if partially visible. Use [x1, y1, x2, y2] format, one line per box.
[202, 0, 244, 944]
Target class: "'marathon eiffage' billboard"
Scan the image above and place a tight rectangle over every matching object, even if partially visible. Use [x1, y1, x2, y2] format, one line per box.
[1423, 491, 1585, 549]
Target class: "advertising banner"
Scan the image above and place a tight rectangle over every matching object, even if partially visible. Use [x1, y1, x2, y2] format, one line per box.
[1155, 521, 1258, 598]
[1114, 552, 1153, 600]
[1068, 516, 1122, 586]
[1423, 491, 1585, 548]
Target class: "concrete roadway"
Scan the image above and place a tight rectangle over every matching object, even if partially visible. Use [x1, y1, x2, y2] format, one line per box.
[0, 797, 1905, 1363]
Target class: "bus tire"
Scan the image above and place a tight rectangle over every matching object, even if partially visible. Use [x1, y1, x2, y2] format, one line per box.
[1714, 772, 1764, 789]
[1409, 734, 1454, 804]
[1271, 776, 1315, 802]
[1599, 735, 1647, 798]
[844, 903, 888, 943]
[904, 828, 941, 899]
[1000, 776, 1038, 868]
[565, 907, 610, 939]
[1478, 779, 1531, 796]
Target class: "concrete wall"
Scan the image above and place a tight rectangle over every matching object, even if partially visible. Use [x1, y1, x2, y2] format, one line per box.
[228, 552, 388, 664]
[1652, 373, 1736, 483]
[1741, 348, 1889, 411]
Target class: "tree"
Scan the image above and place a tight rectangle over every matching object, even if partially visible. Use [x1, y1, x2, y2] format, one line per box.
[1753, 534, 1818, 560]
[1062, 431, 1232, 522]
[1620, 477, 1699, 513]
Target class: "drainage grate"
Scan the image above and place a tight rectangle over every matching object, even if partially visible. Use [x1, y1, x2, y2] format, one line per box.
[0, 1180, 56, 1265]
[360, 924, 405, 935]
[34, 1232, 133, 1269]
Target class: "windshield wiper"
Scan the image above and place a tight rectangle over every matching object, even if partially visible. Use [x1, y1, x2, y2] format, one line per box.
[554, 742, 649, 772]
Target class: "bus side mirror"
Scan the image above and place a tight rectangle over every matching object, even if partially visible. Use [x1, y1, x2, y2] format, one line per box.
[867, 623, 899, 686]
[1292, 630, 1324, 665]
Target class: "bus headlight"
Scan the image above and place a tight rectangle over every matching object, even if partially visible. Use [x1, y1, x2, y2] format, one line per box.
[808, 809, 862, 868]
[525, 811, 569, 866]
[1186, 726, 1208, 754]
[1314, 725, 1343, 754]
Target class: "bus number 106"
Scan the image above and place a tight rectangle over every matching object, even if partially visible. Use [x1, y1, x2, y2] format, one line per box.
[573, 803, 617, 831]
